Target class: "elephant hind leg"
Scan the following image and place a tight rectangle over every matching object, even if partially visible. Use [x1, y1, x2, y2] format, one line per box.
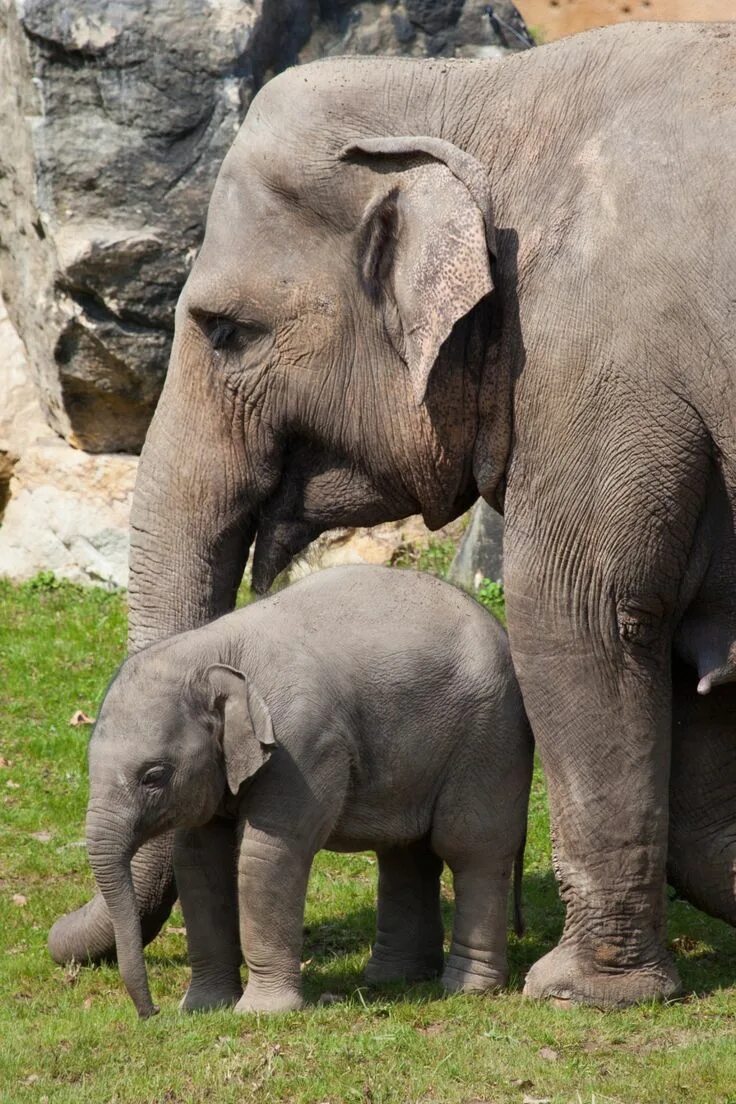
[364, 839, 445, 985]
[668, 662, 736, 927]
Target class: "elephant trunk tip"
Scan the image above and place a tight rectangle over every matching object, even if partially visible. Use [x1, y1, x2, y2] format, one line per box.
[47, 893, 116, 966]
[136, 1000, 160, 1020]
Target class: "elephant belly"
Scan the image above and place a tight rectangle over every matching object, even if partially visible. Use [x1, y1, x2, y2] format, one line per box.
[325, 803, 433, 855]
[676, 522, 736, 696]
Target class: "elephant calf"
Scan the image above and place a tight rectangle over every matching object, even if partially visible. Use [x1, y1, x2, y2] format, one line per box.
[85, 565, 532, 1017]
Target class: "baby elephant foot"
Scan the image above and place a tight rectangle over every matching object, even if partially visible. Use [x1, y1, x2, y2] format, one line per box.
[180, 977, 243, 1013]
[523, 942, 681, 1009]
[235, 983, 305, 1014]
[364, 946, 444, 985]
[441, 950, 507, 995]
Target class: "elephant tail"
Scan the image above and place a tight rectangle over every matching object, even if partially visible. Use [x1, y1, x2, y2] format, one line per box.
[512, 830, 526, 938]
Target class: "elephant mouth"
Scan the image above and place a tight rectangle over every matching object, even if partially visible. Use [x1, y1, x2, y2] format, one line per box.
[250, 513, 321, 594]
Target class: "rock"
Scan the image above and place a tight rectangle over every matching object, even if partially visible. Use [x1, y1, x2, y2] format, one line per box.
[288, 516, 466, 581]
[0, 440, 136, 588]
[300, 0, 526, 62]
[0, 0, 525, 454]
[0, 296, 48, 519]
[0, 292, 137, 588]
[0, 0, 266, 452]
[448, 499, 504, 591]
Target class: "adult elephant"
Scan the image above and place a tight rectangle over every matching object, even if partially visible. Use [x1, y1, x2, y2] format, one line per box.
[50, 21, 736, 1007]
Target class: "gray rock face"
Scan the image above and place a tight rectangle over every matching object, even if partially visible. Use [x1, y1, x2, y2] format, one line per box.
[0, 0, 526, 454]
[1, 0, 263, 451]
[448, 498, 504, 589]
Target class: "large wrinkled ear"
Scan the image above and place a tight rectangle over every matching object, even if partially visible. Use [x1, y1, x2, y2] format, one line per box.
[340, 136, 496, 404]
[206, 664, 276, 795]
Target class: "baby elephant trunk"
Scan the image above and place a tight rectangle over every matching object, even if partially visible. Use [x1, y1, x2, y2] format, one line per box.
[86, 806, 159, 1019]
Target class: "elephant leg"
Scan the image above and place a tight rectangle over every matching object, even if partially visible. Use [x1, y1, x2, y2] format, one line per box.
[441, 860, 510, 994]
[235, 829, 312, 1014]
[668, 665, 736, 925]
[174, 820, 243, 1012]
[505, 549, 680, 1007]
[48, 833, 176, 965]
[364, 840, 445, 985]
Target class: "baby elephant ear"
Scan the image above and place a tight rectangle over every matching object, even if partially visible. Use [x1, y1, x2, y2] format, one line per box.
[206, 665, 276, 796]
[341, 135, 496, 404]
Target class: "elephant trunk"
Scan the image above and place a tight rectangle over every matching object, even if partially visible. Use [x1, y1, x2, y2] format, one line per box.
[127, 369, 256, 653]
[86, 808, 158, 1018]
[47, 832, 177, 966]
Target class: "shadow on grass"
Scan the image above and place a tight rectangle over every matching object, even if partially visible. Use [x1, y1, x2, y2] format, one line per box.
[301, 871, 736, 1003]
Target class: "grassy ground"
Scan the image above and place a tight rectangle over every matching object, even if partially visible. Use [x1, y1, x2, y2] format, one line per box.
[1, 572, 735, 1104]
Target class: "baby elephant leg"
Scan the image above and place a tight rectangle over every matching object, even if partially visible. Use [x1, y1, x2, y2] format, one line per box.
[174, 819, 243, 1012]
[236, 828, 313, 1014]
[441, 858, 512, 993]
[236, 739, 350, 1013]
[432, 746, 531, 994]
[365, 840, 445, 984]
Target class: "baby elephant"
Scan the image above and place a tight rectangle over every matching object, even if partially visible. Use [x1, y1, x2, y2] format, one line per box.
[85, 565, 532, 1017]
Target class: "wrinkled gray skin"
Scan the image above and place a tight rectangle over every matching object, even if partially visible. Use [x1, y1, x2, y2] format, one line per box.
[52, 22, 736, 1008]
[85, 566, 532, 1017]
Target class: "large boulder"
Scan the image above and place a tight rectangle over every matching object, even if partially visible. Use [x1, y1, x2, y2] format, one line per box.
[0, 292, 137, 585]
[0, 439, 137, 587]
[0, 0, 526, 455]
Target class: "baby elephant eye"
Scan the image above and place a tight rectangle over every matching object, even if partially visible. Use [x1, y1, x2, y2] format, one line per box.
[140, 764, 173, 789]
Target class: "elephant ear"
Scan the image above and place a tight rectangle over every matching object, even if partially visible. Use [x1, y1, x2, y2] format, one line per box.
[340, 135, 496, 404]
[206, 664, 276, 796]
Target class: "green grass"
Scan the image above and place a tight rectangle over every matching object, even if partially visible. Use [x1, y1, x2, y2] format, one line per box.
[1, 573, 736, 1103]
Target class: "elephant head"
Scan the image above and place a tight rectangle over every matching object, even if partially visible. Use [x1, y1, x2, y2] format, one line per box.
[86, 650, 275, 1016]
[128, 59, 501, 648]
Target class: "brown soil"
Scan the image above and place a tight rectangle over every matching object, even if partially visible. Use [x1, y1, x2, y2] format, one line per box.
[519, 0, 733, 42]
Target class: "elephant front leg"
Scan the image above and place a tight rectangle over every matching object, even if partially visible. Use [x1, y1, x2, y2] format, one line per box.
[364, 840, 445, 985]
[174, 820, 243, 1012]
[236, 829, 313, 1014]
[506, 564, 680, 1007]
[668, 667, 736, 926]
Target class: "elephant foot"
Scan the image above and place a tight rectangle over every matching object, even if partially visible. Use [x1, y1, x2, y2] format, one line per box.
[523, 942, 681, 1009]
[235, 983, 305, 1014]
[441, 952, 507, 995]
[364, 947, 444, 985]
[180, 978, 243, 1013]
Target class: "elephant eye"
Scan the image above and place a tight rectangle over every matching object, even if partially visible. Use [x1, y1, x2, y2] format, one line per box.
[209, 317, 239, 351]
[198, 313, 267, 355]
[140, 764, 173, 789]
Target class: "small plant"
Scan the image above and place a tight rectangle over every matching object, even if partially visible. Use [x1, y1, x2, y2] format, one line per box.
[390, 538, 457, 578]
[22, 570, 62, 592]
[476, 577, 505, 623]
